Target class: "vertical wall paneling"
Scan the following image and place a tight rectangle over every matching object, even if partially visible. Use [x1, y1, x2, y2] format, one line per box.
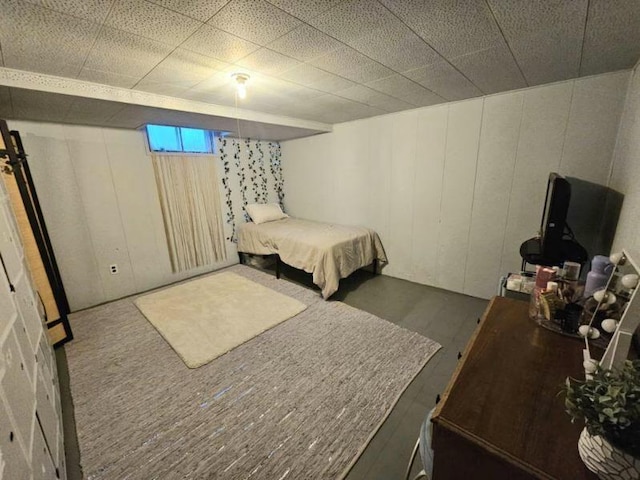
[366, 116, 392, 247]
[281, 133, 333, 222]
[19, 126, 105, 310]
[331, 121, 371, 226]
[386, 111, 418, 280]
[282, 72, 629, 298]
[610, 63, 640, 259]
[499, 81, 574, 275]
[64, 126, 136, 301]
[103, 128, 173, 294]
[560, 72, 630, 183]
[412, 105, 448, 286]
[438, 99, 483, 292]
[465, 93, 524, 298]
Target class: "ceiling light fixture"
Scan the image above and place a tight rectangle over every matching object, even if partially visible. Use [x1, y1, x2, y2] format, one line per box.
[232, 73, 250, 100]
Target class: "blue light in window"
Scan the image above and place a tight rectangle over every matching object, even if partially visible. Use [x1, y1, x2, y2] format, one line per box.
[180, 127, 210, 153]
[147, 125, 181, 152]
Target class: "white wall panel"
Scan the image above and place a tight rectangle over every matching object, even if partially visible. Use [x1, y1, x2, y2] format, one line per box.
[13, 122, 105, 310]
[610, 63, 640, 260]
[412, 105, 448, 286]
[103, 128, 173, 294]
[331, 121, 371, 226]
[366, 116, 392, 248]
[500, 81, 573, 275]
[282, 72, 627, 298]
[465, 93, 524, 298]
[64, 126, 135, 301]
[438, 99, 483, 292]
[561, 72, 629, 183]
[386, 111, 418, 280]
[282, 132, 334, 221]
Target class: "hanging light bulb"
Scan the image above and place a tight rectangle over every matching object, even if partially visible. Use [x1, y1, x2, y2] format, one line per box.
[232, 73, 250, 100]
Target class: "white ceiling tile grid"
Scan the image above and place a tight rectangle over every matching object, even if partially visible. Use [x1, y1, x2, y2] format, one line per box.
[103, 0, 203, 46]
[147, 0, 229, 22]
[82, 26, 175, 78]
[24, 0, 116, 22]
[486, 0, 588, 86]
[207, 0, 301, 45]
[181, 24, 260, 63]
[267, 25, 342, 63]
[0, 0, 639, 138]
[0, 0, 101, 76]
[580, 0, 640, 76]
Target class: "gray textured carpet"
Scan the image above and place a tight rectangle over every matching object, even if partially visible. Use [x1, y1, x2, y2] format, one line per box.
[66, 265, 440, 479]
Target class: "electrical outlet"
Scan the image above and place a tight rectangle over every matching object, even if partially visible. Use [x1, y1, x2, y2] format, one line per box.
[109, 264, 119, 275]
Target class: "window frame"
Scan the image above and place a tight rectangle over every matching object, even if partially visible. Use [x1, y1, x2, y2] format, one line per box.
[143, 125, 223, 156]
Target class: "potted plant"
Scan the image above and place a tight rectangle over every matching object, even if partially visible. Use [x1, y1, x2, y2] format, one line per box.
[563, 359, 640, 479]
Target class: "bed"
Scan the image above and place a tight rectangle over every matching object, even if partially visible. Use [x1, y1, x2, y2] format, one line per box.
[237, 217, 387, 299]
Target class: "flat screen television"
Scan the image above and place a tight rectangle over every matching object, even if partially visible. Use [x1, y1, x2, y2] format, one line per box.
[521, 173, 623, 269]
[540, 172, 572, 261]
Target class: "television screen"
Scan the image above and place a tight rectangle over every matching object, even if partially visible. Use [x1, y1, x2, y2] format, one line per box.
[540, 173, 571, 261]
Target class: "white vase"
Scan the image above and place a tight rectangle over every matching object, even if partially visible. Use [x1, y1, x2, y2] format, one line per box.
[578, 427, 640, 479]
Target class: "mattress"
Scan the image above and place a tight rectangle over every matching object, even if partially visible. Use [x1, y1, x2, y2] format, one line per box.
[237, 217, 387, 299]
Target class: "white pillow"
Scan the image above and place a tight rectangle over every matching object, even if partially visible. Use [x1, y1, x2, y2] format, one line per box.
[245, 203, 288, 224]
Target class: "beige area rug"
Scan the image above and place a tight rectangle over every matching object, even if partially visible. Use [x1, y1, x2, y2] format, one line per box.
[134, 271, 307, 368]
[66, 265, 441, 479]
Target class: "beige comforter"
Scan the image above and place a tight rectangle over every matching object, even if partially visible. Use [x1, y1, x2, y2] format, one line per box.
[237, 218, 387, 299]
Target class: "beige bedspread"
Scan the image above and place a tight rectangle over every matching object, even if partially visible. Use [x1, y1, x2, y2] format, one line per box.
[237, 217, 387, 299]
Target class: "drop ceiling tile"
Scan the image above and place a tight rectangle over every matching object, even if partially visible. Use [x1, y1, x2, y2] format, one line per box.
[267, 25, 342, 62]
[351, 23, 443, 73]
[279, 63, 356, 92]
[487, 0, 587, 85]
[182, 25, 259, 63]
[366, 74, 444, 107]
[77, 68, 139, 88]
[309, 0, 390, 44]
[310, 46, 394, 83]
[140, 49, 226, 85]
[581, 0, 640, 76]
[333, 85, 412, 111]
[450, 43, 527, 94]
[23, 0, 115, 22]
[0, 0, 101, 76]
[11, 88, 74, 122]
[104, 0, 202, 46]
[403, 60, 482, 101]
[380, 0, 503, 58]
[147, 0, 229, 21]
[83, 26, 175, 78]
[235, 48, 301, 75]
[208, 0, 301, 45]
[265, 0, 343, 22]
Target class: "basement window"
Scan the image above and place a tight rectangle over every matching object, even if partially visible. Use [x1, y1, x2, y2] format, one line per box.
[145, 125, 218, 154]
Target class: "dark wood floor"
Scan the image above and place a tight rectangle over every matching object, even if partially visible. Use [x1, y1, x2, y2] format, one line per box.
[57, 263, 488, 480]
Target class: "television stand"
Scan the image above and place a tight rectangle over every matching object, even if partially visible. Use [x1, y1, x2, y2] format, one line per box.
[519, 237, 587, 270]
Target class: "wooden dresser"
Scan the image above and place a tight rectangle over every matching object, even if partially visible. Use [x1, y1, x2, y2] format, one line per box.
[431, 296, 598, 479]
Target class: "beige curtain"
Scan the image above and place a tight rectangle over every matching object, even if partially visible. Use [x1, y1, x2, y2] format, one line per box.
[152, 155, 226, 272]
